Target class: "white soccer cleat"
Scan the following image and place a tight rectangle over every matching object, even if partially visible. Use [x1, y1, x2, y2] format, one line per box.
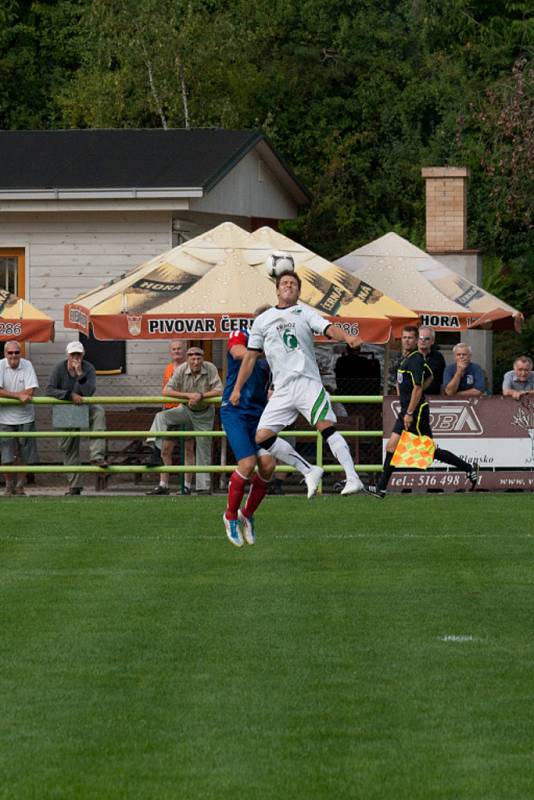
[305, 466, 324, 499]
[238, 510, 256, 545]
[223, 513, 244, 548]
[340, 477, 364, 496]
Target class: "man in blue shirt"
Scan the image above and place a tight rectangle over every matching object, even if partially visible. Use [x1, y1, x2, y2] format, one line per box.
[443, 343, 485, 396]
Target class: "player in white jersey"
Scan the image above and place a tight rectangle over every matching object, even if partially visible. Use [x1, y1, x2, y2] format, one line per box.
[230, 271, 365, 496]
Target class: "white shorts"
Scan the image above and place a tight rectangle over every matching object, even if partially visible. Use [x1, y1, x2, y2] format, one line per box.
[257, 377, 336, 433]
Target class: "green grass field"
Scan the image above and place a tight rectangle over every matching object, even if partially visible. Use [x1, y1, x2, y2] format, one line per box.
[1, 493, 533, 799]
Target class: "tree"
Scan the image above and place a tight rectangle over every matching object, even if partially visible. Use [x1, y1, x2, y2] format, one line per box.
[57, 0, 250, 129]
[0, 0, 83, 129]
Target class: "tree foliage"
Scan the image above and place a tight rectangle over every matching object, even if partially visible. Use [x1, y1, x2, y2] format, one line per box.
[0, 0, 532, 343]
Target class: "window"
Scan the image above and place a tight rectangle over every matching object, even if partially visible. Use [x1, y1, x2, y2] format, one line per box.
[0, 248, 25, 357]
[0, 248, 24, 295]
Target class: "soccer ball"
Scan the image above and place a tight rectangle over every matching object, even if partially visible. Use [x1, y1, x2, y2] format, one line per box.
[264, 251, 295, 278]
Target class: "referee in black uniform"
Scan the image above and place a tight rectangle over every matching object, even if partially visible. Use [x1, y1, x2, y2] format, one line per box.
[367, 326, 479, 498]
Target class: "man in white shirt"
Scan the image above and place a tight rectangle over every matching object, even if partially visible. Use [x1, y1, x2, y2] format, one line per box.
[0, 341, 39, 495]
[230, 270, 365, 496]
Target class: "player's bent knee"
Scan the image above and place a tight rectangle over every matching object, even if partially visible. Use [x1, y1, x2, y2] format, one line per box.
[320, 425, 337, 441]
[257, 434, 277, 450]
[237, 456, 256, 478]
[257, 454, 276, 481]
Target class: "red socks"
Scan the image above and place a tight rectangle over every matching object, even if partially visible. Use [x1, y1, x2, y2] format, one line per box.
[226, 471, 270, 520]
[226, 471, 248, 519]
[243, 473, 269, 518]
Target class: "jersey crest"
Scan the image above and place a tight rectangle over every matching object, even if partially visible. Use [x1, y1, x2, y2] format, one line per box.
[277, 322, 299, 352]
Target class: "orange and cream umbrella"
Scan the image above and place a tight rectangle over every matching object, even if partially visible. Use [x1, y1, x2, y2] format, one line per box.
[0, 291, 55, 342]
[64, 222, 418, 343]
[336, 232, 523, 332]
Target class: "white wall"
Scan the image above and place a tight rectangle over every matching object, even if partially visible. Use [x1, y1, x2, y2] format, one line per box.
[0, 210, 175, 387]
[191, 150, 299, 219]
[0, 210, 177, 461]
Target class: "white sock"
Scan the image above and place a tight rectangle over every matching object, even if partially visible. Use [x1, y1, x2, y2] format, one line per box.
[264, 437, 313, 476]
[326, 431, 359, 481]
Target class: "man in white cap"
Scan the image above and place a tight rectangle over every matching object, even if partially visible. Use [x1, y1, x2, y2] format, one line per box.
[46, 341, 107, 495]
[0, 340, 39, 495]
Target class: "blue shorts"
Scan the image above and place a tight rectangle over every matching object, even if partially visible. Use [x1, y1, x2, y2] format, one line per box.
[220, 406, 261, 462]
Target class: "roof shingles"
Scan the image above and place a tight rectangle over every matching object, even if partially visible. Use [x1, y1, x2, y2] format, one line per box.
[0, 128, 263, 190]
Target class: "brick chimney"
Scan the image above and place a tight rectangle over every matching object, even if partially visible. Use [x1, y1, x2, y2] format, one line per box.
[421, 167, 469, 252]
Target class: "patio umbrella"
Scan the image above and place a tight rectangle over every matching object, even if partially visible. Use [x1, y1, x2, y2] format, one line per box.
[64, 223, 417, 344]
[335, 232, 523, 332]
[0, 290, 55, 341]
[247, 226, 417, 336]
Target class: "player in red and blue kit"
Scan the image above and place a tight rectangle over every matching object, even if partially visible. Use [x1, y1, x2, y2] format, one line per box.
[220, 325, 275, 547]
[221, 313, 323, 548]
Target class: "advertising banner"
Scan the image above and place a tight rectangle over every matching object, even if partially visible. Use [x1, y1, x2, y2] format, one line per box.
[382, 396, 534, 490]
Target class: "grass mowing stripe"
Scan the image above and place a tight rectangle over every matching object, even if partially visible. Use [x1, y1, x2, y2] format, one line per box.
[0, 495, 533, 799]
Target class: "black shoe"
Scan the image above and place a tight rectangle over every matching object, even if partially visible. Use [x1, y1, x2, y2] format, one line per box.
[180, 486, 192, 496]
[146, 447, 163, 467]
[65, 487, 83, 496]
[364, 485, 386, 500]
[146, 485, 170, 496]
[467, 462, 480, 491]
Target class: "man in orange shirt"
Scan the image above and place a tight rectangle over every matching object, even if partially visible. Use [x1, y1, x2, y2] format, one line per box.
[157, 340, 195, 493]
[162, 341, 188, 407]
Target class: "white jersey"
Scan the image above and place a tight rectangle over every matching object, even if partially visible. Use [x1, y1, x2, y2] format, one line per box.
[0, 357, 39, 424]
[248, 303, 330, 389]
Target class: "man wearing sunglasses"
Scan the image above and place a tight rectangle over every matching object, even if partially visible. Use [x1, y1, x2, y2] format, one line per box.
[0, 341, 39, 495]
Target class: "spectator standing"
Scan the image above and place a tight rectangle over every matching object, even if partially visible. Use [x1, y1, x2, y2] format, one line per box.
[0, 340, 39, 495]
[162, 340, 188, 403]
[502, 356, 534, 400]
[146, 347, 223, 495]
[443, 343, 485, 396]
[416, 326, 446, 394]
[160, 340, 195, 493]
[46, 341, 107, 495]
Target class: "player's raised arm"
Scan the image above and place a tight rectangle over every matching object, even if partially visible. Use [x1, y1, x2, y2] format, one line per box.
[229, 350, 260, 406]
[325, 324, 363, 350]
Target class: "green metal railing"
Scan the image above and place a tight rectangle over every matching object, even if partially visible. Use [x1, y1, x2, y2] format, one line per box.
[0, 395, 383, 478]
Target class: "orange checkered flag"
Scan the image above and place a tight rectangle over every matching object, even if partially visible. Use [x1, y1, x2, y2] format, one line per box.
[391, 430, 435, 470]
